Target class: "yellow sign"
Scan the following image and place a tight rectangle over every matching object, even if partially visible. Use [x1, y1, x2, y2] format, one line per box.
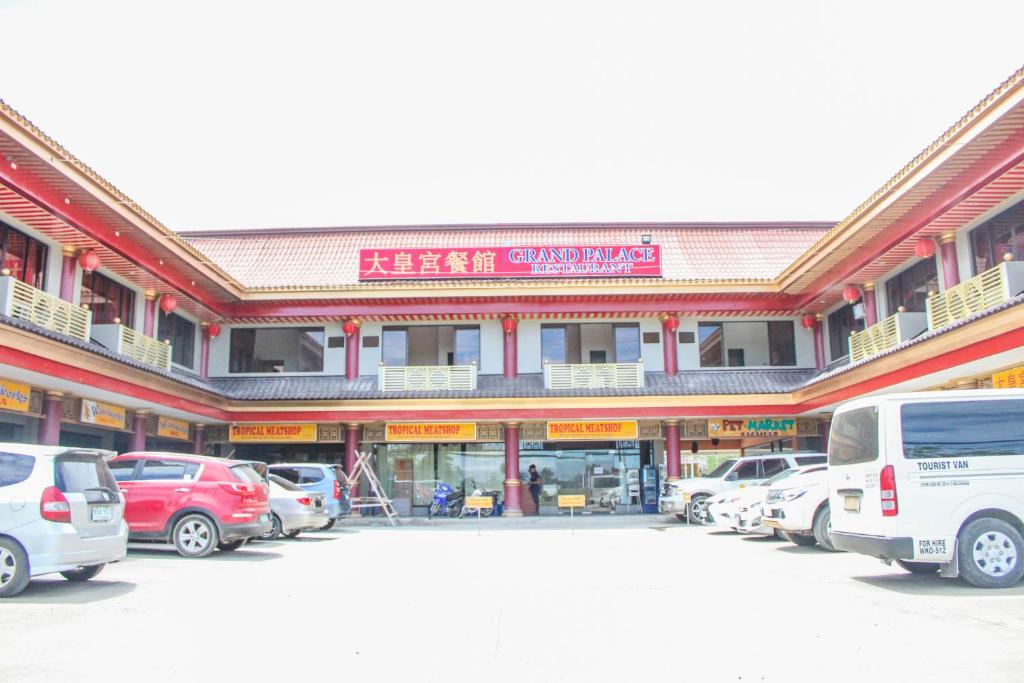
[157, 416, 190, 441]
[558, 495, 586, 508]
[992, 366, 1024, 389]
[385, 422, 478, 442]
[0, 379, 31, 413]
[707, 417, 796, 438]
[465, 496, 494, 509]
[230, 423, 318, 443]
[546, 420, 638, 441]
[80, 399, 126, 429]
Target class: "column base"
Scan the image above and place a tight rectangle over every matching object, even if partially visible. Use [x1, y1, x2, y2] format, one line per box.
[503, 509, 524, 518]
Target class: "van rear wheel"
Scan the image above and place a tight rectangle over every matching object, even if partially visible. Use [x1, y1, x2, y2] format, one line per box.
[812, 506, 839, 552]
[895, 560, 940, 575]
[957, 517, 1023, 589]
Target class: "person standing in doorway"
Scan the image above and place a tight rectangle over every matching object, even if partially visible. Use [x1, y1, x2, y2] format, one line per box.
[528, 464, 541, 515]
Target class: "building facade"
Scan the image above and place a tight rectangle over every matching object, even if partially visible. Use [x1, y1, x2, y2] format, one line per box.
[1, 66, 1024, 516]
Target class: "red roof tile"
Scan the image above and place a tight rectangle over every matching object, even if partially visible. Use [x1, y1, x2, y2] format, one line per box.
[182, 223, 832, 290]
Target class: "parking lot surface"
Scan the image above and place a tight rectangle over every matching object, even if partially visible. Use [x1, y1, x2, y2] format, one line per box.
[2, 515, 1023, 682]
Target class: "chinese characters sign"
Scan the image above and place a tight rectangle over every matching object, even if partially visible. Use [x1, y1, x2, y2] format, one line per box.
[992, 366, 1024, 388]
[358, 246, 662, 280]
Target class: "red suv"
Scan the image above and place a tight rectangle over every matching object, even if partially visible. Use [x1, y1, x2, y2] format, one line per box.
[108, 453, 271, 558]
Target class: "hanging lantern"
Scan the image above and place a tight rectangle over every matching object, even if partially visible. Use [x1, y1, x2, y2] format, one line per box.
[78, 250, 101, 273]
[343, 319, 359, 337]
[801, 314, 817, 330]
[206, 323, 221, 339]
[842, 285, 861, 304]
[914, 237, 937, 259]
[501, 317, 517, 335]
[663, 316, 680, 332]
[159, 294, 177, 314]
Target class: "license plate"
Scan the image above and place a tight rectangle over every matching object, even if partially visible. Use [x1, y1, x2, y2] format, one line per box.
[91, 506, 112, 522]
[844, 496, 861, 512]
[259, 514, 270, 523]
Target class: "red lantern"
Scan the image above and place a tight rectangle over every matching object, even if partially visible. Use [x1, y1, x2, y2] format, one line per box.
[206, 324, 221, 339]
[914, 237, 937, 259]
[343, 320, 358, 337]
[663, 316, 680, 332]
[78, 250, 101, 273]
[159, 294, 177, 314]
[801, 314, 817, 330]
[842, 285, 861, 304]
[501, 317, 517, 334]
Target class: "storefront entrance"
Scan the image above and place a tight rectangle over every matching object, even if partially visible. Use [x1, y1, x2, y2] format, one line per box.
[375, 442, 504, 516]
[518, 440, 647, 514]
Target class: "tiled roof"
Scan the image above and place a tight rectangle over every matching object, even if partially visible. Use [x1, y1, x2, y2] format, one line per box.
[209, 369, 818, 401]
[182, 223, 832, 290]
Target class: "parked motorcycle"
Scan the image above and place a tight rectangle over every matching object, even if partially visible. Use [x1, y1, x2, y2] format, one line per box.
[428, 481, 463, 518]
[460, 480, 500, 518]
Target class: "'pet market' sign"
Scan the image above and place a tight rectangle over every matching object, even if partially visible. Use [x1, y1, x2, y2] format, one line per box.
[707, 418, 797, 438]
[359, 246, 662, 280]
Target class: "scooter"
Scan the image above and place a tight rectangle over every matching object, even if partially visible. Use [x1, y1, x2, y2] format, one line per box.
[428, 481, 464, 518]
[459, 480, 500, 518]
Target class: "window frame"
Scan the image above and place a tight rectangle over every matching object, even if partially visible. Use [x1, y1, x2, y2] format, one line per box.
[80, 270, 137, 327]
[969, 201, 1024, 275]
[0, 220, 48, 291]
[884, 257, 939, 314]
[227, 326, 327, 374]
[158, 311, 197, 369]
[698, 320, 799, 368]
[827, 304, 863, 362]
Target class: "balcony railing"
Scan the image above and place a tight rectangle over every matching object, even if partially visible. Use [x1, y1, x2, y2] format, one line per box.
[848, 311, 927, 363]
[379, 364, 478, 391]
[544, 361, 644, 389]
[92, 323, 172, 370]
[0, 275, 91, 342]
[926, 259, 1024, 330]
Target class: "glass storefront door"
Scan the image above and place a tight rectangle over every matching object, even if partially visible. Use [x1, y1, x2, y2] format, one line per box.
[520, 441, 642, 513]
[376, 442, 502, 515]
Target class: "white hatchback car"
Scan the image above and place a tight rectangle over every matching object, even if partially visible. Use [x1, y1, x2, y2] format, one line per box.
[829, 389, 1024, 588]
[0, 444, 128, 597]
[761, 466, 834, 549]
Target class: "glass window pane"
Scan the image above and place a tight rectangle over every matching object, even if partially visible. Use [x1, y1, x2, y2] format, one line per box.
[541, 326, 567, 364]
[768, 321, 796, 366]
[885, 258, 938, 313]
[381, 328, 407, 366]
[828, 407, 879, 466]
[3, 229, 26, 283]
[454, 327, 480, 366]
[827, 305, 862, 361]
[0, 223, 47, 290]
[227, 327, 324, 373]
[698, 323, 723, 367]
[972, 228, 993, 274]
[229, 329, 256, 372]
[81, 272, 135, 326]
[613, 325, 641, 363]
[159, 312, 196, 369]
[901, 400, 1024, 458]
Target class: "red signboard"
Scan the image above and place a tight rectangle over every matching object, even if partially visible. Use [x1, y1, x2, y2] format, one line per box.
[358, 245, 661, 280]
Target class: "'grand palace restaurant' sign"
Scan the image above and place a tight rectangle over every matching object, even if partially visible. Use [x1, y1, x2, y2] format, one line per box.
[359, 245, 662, 280]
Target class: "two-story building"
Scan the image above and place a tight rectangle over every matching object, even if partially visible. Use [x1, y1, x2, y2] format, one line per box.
[1, 64, 1023, 516]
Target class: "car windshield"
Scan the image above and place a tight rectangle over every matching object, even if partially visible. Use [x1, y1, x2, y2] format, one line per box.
[705, 459, 737, 478]
[55, 452, 117, 502]
[230, 464, 264, 483]
[760, 468, 798, 486]
[269, 474, 303, 491]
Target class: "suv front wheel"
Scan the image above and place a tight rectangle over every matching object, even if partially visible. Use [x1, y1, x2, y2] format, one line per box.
[173, 514, 219, 558]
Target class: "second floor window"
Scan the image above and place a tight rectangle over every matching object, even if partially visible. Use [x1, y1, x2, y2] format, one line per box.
[698, 321, 797, 367]
[229, 327, 325, 373]
[380, 325, 480, 366]
[81, 271, 135, 326]
[886, 257, 938, 313]
[828, 304, 863, 361]
[0, 221, 47, 290]
[541, 323, 641, 365]
[970, 200, 1024, 273]
[158, 312, 196, 369]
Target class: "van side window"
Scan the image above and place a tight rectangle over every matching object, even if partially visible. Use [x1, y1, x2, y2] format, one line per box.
[829, 406, 879, 466]
[794, 455, 827, 465]
[901, 400, 1024, 458]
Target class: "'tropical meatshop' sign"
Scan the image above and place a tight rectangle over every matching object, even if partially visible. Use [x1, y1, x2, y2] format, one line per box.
[359, 246, 662, 280]
[230, 423, 318, 443]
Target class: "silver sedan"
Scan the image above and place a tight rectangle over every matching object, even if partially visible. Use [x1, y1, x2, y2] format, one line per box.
[259, 474, 330, 540]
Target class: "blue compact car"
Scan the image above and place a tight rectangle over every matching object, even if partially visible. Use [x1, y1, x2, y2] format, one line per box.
[267, 464, 351, 528]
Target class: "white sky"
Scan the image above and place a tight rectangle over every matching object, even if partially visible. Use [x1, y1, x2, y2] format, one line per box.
[1, 0, 1023, 231]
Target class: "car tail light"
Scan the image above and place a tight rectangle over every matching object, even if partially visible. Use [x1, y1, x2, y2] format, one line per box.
[296, 497, 312, 506]
[880, 464, 898, 517]
[40, 486, 72, 523]
[219, 482, 255, 496]
[333, 480, 341, 500]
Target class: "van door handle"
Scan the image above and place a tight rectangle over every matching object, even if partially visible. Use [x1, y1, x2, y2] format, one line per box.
[174, 488, 190, 493]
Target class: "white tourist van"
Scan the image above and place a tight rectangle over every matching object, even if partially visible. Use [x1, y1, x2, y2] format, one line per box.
[828, 389, 1024, 588]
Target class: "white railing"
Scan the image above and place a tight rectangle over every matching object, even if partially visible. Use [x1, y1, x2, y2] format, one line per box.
[0, 275, 91, 342]
[544, 361, 645, 389]
[848, 311, 927, 363]
[926, 259, 1024, 330]
[378, 364, 478, 391]
[92, 323, 172, 370]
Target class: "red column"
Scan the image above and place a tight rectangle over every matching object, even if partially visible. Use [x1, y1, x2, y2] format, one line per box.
[503, 422, 523, 516]
[813, 317, 825, 370]
[661, 316, 679, 376]
[862, 284, 878, 326]
[193, 424, 206, 455]
[939, 234, 960, 287]
[39, 391, 63, 445]
[664, 420, 681, 480]
[143, 292, 158, 337]
[502, 317, 518, 379]
[344, 423, 361, 498]
[59, 247, 77, 302]
[199, 326, 211, 379]
[129, 411, 148, 452]
[344, 320, 361, 380]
